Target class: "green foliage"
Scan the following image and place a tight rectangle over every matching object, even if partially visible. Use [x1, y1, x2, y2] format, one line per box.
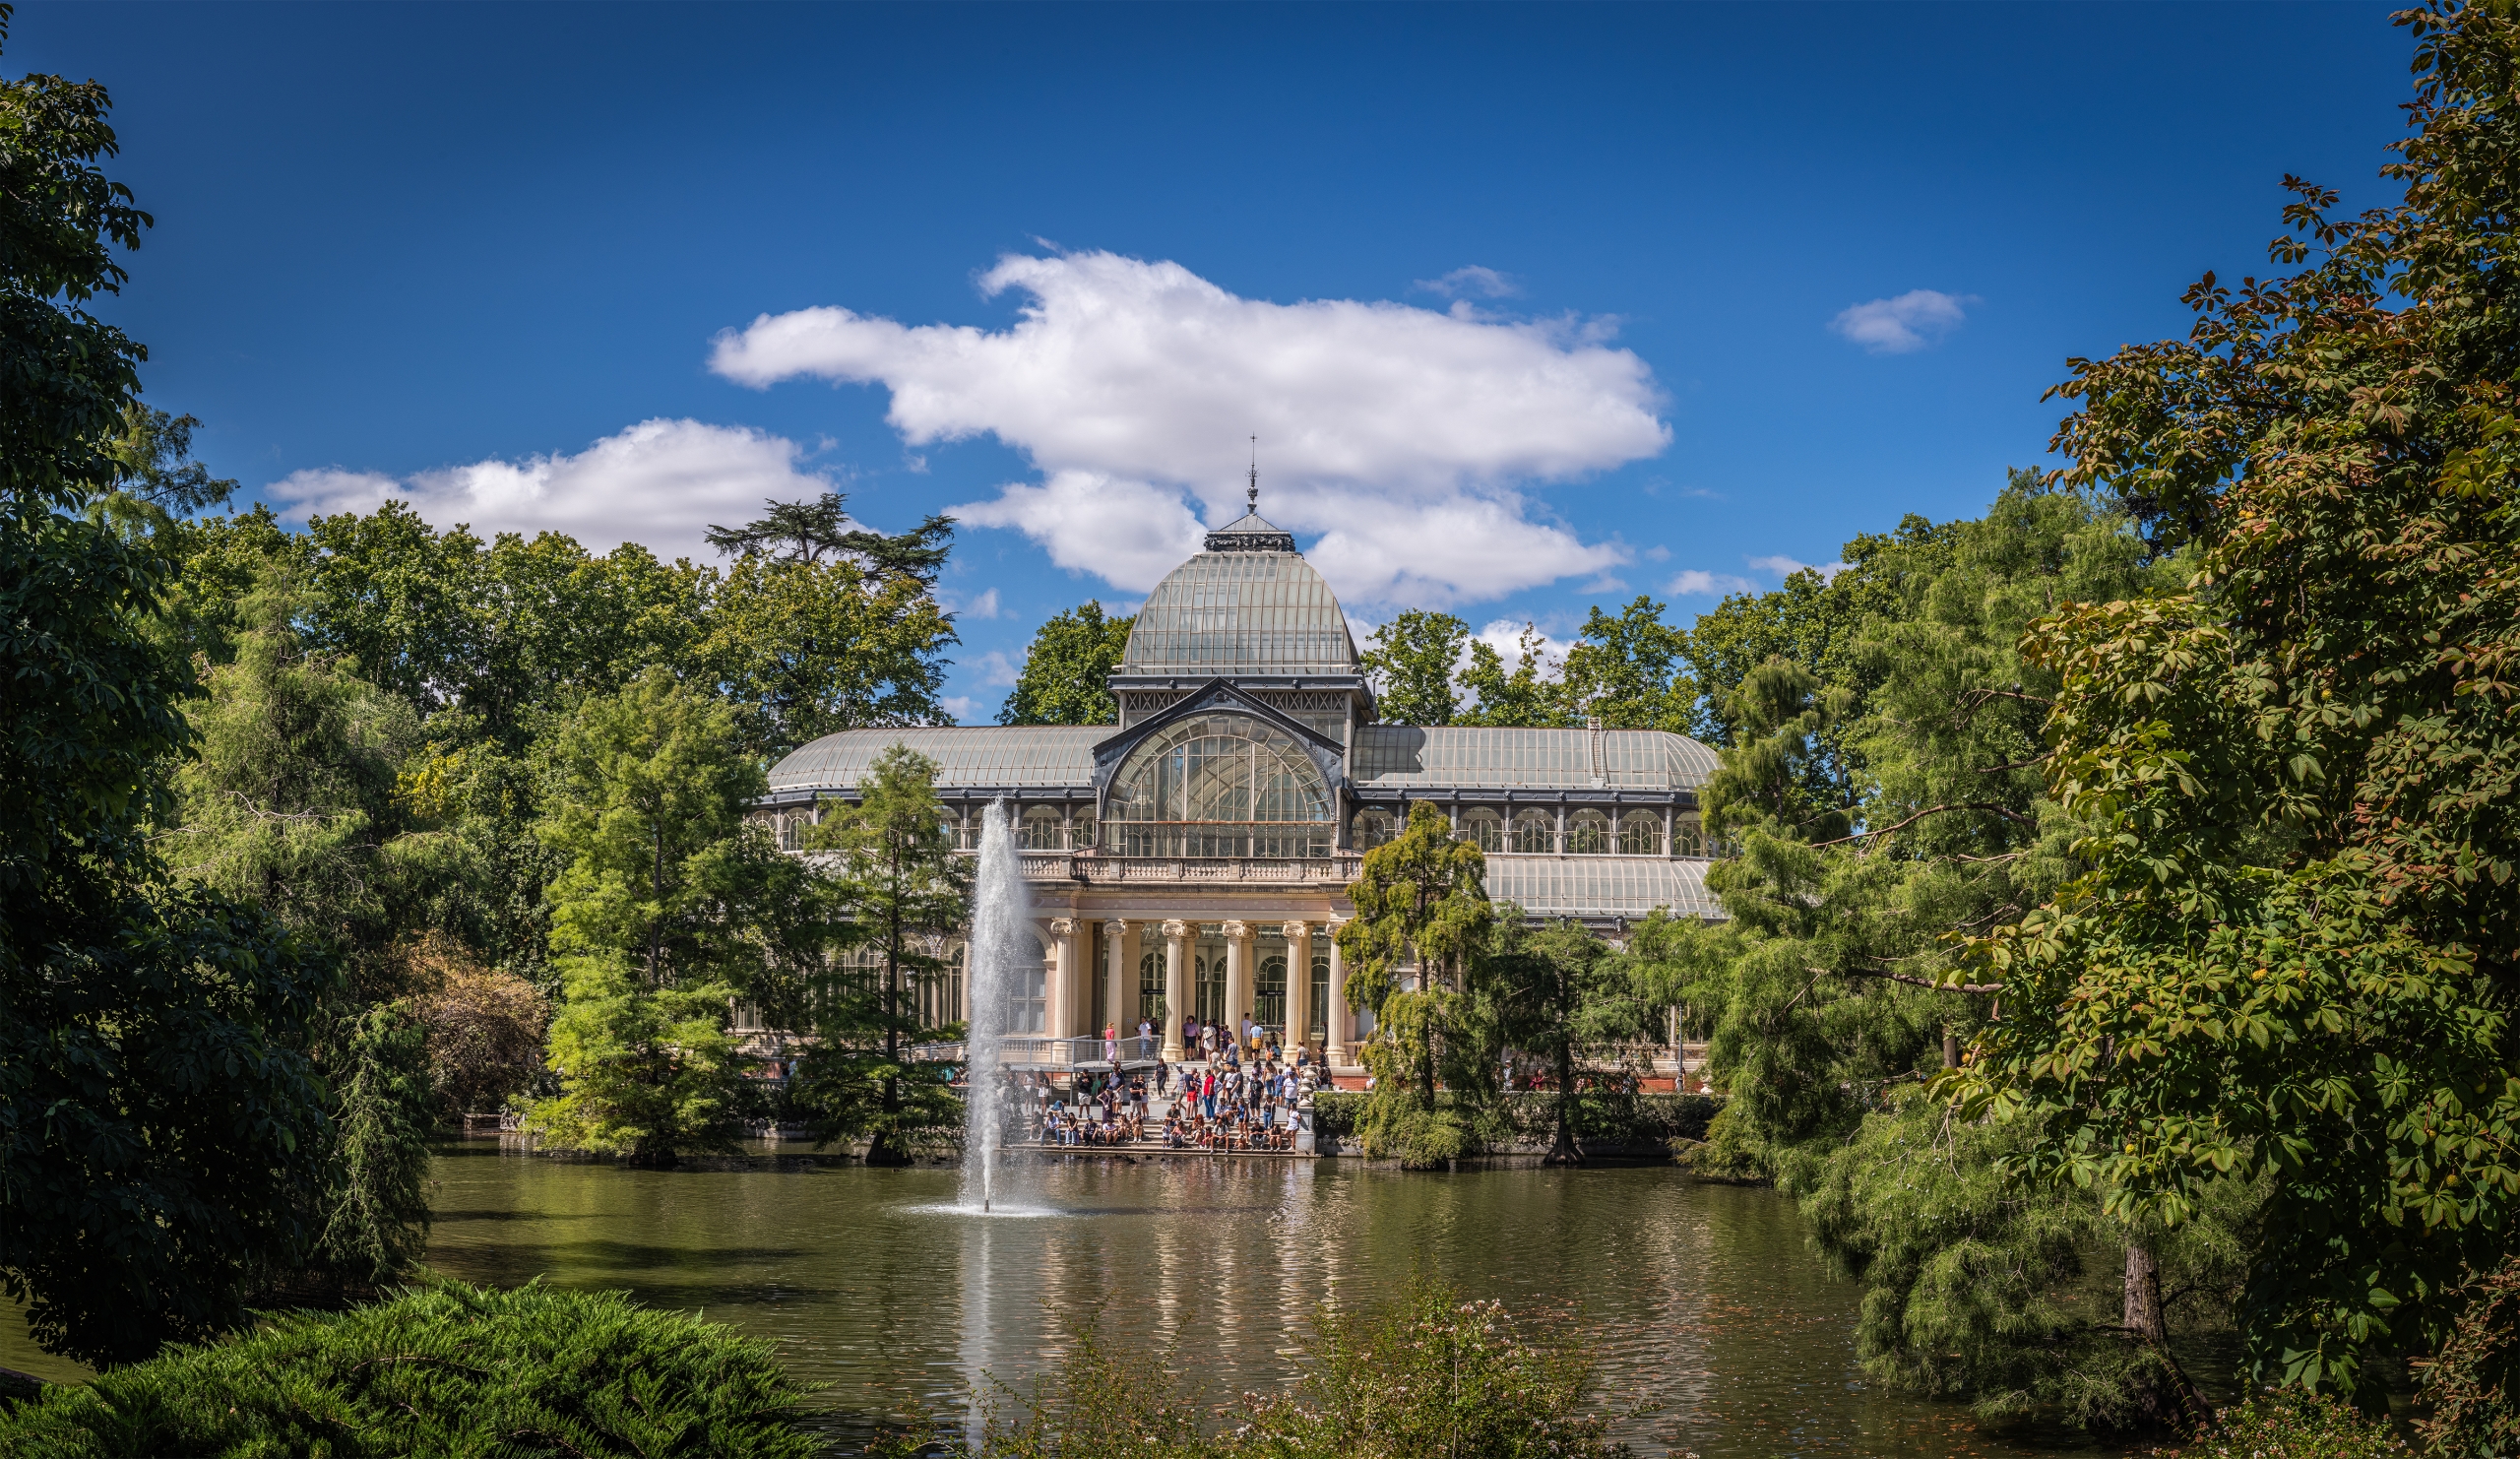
[2417, 1253, 2520, 1455]
[705, 546, 958, 759]
[794, 743, 968, 1164]
[160, 573, 443, 967]
[108, 403, 234, 517]
[317, 1004, 436, 1286]
[998, 600, 1133, 726]
[1453, 623, 1575, 728]
[1336, 802, 1495, 1108]
[2149, 1392, 2408, 1459]
[0, 34, 343, 1368]
[1559, 595, 1695, 731]
[1358, 609, 1469, 727]
[527, 670, 786, 1165]
[940, 1278, 1626, 1459]
[1484, 919, 1637, 1164]
[1962, 2, 2520, 1400]
[0, 1281, 817, 1458]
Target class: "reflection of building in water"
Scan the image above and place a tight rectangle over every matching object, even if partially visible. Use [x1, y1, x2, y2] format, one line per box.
[750, 490, 1724, 1071]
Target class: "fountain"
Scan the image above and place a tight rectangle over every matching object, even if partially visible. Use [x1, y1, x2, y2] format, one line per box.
[957, 799, 1026, 1212]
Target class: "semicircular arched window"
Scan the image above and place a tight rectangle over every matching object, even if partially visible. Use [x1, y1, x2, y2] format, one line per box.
[1105, 712, 1334, 858]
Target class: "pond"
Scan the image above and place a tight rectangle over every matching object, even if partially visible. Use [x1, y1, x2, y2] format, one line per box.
[416, 1141, 2122, 1458]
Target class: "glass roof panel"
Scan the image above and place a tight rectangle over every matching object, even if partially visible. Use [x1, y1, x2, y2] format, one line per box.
[1119, 551, 1358, 674]
[1352, 727, 1715, 791]
[1483, 856, 1723, 920]
[768, 727, 1102, 792]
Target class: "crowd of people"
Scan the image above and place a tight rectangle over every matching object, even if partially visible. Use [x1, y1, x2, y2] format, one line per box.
[1008, 1013, 1328, 1154]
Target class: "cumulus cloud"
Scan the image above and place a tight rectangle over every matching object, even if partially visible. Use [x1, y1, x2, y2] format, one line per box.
[264, 418, 848, 562]
[1474, 618, 1575, 673]
[1667, 569, 1755, 597]
[1748, 553, 1850, 582]
[972, 650, 1022, 688]
[1830, 289, 1975, 354]
[940, 695, 978, 722]
[710, 250, 1668, 603]
[944, 587, 1004, 620]
[1413, 265, 1520, 299]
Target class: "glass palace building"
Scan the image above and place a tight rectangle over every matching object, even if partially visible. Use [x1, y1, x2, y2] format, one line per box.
[756, 498, 1724, 1068]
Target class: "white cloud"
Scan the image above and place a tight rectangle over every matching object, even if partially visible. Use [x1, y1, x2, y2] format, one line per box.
[710, 250, 1666, 604]
[1413, 265, 1520, 299]
[940, 694, 977, 722]
[1748, 553, 1850, 583]
[1667, 569, 1755, 597]
[972, 650, 1022, 688]
[1830, 289, 1975, 354]
[264, 418, 849, 562]
[945, 587, 1004, 620]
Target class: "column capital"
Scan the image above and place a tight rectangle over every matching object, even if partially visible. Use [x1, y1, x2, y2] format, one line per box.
[1221, 919, 1251, 939]
[1049, 917, 1077, 935]
[1282, 920, 1311, 941]
[1162, 919, 1190, 939]
[1102, 917, 1129, 933]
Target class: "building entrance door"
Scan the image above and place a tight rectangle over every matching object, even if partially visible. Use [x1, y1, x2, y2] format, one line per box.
[1255, 947, 1288, 1035]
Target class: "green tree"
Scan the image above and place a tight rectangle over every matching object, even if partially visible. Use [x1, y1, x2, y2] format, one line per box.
[999, 601, 1134, 726]
[1486, 919, 1631, 1165]
[1559, 596, 1693, 731]
[1960, 2, 2520, 1407]
[0, 32, 337, 1366]
[526, 670, 778, 1166]
[1357, 609, 1468, 726]
[706, 545, 958, 758]
[316, 1003, 435, 1286]
[1335, 801, 1495, 1165]
[795, 745, 969, 1165]
[1454, 624, 1574, 728]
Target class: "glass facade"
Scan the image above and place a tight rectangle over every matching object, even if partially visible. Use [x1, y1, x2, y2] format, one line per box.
[1118, 551, 1357, 676]
[1106, 712, 1334, 857]
[1309, 951, 1330, 1040]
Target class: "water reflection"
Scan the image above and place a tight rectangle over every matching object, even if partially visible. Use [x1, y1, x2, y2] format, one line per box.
[419, 1142, 2112, 1458]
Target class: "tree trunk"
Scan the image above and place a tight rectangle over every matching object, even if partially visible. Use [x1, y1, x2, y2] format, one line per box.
[1544, 1036, 1583, 1166]
[1942, 1029, 1959, 1069]
[2123, 1242, 2210, 1429]
[865, 872, 912, 1168]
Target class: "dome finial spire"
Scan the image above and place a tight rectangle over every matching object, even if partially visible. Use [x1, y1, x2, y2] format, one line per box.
[1247, 435, 1259, 512]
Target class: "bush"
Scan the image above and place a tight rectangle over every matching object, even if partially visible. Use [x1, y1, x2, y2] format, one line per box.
[0, 1281, 815, 1458]
[1312, 1091, 1718, 1160]
[2147, 1392, 2407, 1459]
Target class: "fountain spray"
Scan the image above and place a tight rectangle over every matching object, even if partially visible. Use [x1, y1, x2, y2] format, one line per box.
[959, 799, 1025, 1212]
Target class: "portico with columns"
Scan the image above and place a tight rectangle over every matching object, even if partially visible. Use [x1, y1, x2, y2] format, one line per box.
[756, 480, 1724, 1075]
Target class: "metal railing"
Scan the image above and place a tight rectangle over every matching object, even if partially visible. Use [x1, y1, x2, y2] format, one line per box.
[1013, 853, 1365, 884]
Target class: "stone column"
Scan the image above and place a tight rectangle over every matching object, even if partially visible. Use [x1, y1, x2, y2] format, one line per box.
[1324, 923, 1350, 1066]
[1554, 803, 1568, 856]
[1104, 919, 1131, 1044]
[1162, 920, 1190, 1060]
[1662, 804, 1674, 857]
[1223, 920, 1252, 1049]
[1283, 920, 1312, 1051]
[1048, 919, 1081, 1040]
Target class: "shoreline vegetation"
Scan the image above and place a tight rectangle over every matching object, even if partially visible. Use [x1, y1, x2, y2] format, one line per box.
[4, 4, 2519, 1456]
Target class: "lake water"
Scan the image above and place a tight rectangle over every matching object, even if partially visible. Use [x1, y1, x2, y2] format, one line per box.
[413, 1140, 2121, 1458]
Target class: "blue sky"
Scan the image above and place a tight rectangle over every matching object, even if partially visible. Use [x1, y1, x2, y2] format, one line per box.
[18, 2, 2408, 721]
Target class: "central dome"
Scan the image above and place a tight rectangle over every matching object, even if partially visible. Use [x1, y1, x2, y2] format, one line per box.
[1119, 510, 1356, 676]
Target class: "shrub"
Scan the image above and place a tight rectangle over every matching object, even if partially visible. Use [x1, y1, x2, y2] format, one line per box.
[2147, 1392, 2407, 1459]
[0, 1281, 814, 1458]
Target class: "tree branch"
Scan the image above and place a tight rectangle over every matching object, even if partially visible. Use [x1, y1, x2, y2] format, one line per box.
[1813, 966, 2003, 996]
[1808, 801, 2037, 847]
[1957, 687, 2055, 710]
[1975, 749, 2055, 774]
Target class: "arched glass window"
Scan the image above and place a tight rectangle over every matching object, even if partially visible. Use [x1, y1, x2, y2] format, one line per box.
[1568, 810, 1610, 855]
[1072, 808, 1098, 852]
[1106, 712, 1333, 857]
[1020, 805, 1066, 851]
[1511, 809, 1554, 855]
[1618, 810, 1663, 856]
[1673, 817, 1706, 857]
[1309, 951, 1330, 1041]
[1139, 950, 1165, 1026]
[1460, 807, 1505, 853]
[1353, 807, 1398, 850]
